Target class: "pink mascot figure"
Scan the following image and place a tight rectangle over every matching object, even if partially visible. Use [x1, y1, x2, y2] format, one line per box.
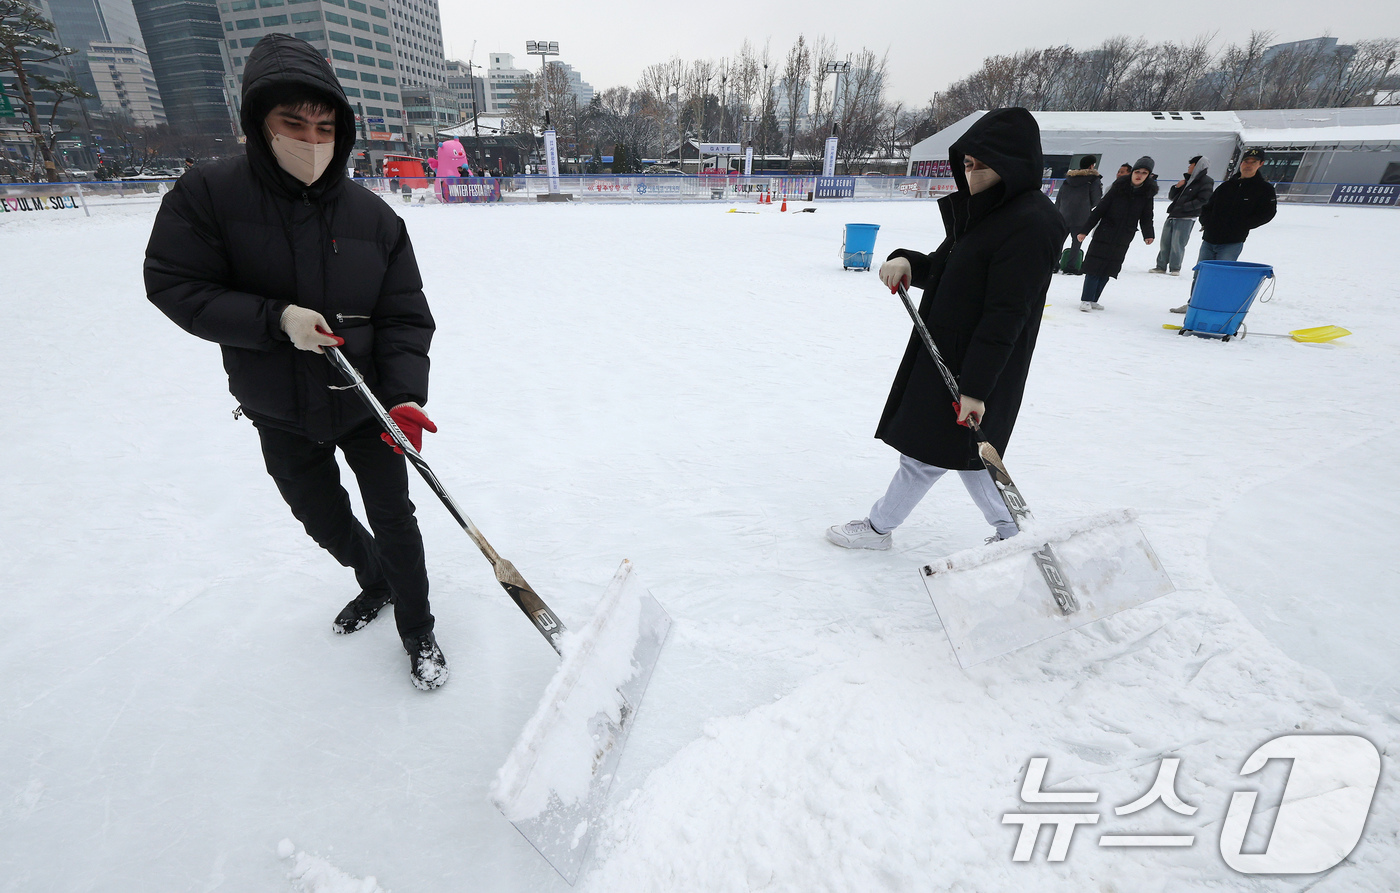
[427, 139, 470, 202]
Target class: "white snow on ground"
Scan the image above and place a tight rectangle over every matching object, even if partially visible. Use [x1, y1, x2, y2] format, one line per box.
[281, 838, 386, 893]
[1, 194, 1398, 891]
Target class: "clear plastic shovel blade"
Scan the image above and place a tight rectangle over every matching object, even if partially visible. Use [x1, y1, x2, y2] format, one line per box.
[920, 510, 1174, 668]
[491, 561, 671, 884]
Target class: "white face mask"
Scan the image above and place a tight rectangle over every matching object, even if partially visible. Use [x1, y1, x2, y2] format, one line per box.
[964, 164, 1002, 195]
[267, 129, 336, 186]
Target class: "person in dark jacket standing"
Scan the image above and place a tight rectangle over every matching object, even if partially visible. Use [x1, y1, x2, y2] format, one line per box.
[1171, 147, 1277, 312]
[826, 108, 1065, 550]
[144, 34, 448, 691]
[1053, 155, 1102, 274]
[1150, 155, 1213, 275]
[1076, 156, 1158, 310]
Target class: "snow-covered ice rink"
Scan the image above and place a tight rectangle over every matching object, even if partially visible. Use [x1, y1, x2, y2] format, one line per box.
[2, 193, 1398, 892]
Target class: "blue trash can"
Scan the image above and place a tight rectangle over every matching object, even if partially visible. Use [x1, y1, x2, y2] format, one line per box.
[1182, 260, 1273, 341]
[841, 223, 880, 271]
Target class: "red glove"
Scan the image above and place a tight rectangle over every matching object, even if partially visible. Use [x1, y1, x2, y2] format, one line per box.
[382, 402, 437, 453]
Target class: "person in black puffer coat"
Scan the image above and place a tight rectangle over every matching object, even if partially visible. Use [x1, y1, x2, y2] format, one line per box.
[825, 108, 1065, 551]
[144, 34, 448, 691]
[1076, 155, 1158, 309]
[1053, 154, 1102, 274]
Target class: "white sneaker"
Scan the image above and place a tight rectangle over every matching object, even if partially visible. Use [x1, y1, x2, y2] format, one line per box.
[826, 518, 891, 550]
[1079, 302, 1094, 312]
[1170, 304, 1189, 314]
[1168, 270, 1181, 277]
[1090, 303, 1105, 311]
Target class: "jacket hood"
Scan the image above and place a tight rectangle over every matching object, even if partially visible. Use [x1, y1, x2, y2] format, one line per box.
[1185, 156, 1210, 187]
[1066, 168, 1100, 178]
[948, 108, 1045, 199]
[240, 34, 357, 197]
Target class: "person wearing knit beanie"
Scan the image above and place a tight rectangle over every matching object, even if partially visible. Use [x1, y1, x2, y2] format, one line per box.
[1133, 156, 1155, 174]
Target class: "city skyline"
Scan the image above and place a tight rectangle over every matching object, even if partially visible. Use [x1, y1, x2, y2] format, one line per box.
[437, 0, 1400, 107]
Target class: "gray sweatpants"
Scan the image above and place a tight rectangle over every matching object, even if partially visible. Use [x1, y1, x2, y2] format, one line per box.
[869, 453, 1019, 539]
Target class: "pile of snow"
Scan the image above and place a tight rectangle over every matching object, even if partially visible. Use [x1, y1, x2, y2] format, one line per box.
[280, 839, 386, 893]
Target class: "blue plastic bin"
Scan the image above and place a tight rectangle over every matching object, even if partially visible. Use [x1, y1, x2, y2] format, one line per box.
[841, 223, 880, 271]
[1182, 260, 1273, 340]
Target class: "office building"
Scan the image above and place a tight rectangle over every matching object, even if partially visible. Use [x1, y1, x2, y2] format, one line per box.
[485, 52, 529, 115]
[131, 0, 237, 135]
[45, 0, 148, 108]
[444, 59, 484, 121]
[87, 41, 167, 126]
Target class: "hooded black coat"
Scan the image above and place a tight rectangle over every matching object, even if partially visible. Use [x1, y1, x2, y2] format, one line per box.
[1054, 168, 1102, 235]
[1079, 174, 1159, 278]
[144, 34, 433, 443]
[876, 108, 1065, 471]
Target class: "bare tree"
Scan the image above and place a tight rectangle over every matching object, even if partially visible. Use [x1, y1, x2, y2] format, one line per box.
[808, 35, 838, 126]
[842, 49, 890, 171]
[0, 0, 78, 181]
[1325, 38, 1399, 106]
[779, 35, 811, 163]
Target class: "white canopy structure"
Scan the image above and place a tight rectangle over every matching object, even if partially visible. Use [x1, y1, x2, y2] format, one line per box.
[909, 108, 1400, 186]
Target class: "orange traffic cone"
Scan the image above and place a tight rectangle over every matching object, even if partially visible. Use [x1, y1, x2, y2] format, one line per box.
[780, 199, 787, 212]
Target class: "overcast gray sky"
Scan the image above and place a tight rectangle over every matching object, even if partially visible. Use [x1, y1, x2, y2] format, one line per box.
[439, 1, 1400, 107]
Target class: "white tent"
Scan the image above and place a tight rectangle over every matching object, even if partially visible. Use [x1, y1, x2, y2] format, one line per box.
[909, 110, 1242, 184]
[908, 108, 1400, 186]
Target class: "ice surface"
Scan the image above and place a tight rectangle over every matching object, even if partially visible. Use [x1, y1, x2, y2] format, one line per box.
[2, 197, 1398, 891]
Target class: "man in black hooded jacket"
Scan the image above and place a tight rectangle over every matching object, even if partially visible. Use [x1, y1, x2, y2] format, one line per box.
[826, 108, 1065, 551]
[144, 34, 448, 690]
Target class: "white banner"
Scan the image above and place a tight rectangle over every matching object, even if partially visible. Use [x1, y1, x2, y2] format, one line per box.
[543, 129, 561, 194]
[744, 146, 753, 177]
[823, 137, 839, 178]
[697, 142, 742, 155]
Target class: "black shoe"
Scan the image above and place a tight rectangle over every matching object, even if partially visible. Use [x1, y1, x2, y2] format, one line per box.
[333, 586, 393, 635]
[402, 632, 449, 691]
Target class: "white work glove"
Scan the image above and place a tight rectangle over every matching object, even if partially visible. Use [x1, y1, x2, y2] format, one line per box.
[280, 305, 343, 353]
[956, 395, 986, 427]
[879, 257, 912, 293]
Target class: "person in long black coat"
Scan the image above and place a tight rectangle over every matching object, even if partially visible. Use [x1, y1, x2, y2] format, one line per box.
[826, 108, 1065, 551]
[144, 34, 448, 690]
[1075, 156, 1158, 309]
[1053, 155, 1102, 274]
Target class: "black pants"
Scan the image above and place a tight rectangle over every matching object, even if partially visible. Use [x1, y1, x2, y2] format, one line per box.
[257, 420, 433, 639]
[1080, 273, 1110, 303]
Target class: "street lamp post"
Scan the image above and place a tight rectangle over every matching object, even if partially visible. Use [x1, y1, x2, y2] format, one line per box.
[525, 40, 559, 118]
[824, 60, 851, 130]
[761, 63, 769, 163]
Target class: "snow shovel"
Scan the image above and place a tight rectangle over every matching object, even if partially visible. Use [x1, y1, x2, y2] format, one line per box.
[894, 286, 1174, 668]
[1163, 323, 1351, 343]
[322, 346, 671, 884]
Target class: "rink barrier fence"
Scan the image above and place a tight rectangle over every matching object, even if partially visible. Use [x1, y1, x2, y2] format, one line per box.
[2, 177, 1395, 212]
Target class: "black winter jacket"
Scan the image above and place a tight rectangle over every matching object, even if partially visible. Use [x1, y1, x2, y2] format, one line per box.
[877, 108, 1065, 471]
[1054, 169, 1102, 235]
[144, 35, 433, 443]
[1079, 174, 1159, 279]
[1166, 170, 1214, 219]
[1199, 173, 1277, 245]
